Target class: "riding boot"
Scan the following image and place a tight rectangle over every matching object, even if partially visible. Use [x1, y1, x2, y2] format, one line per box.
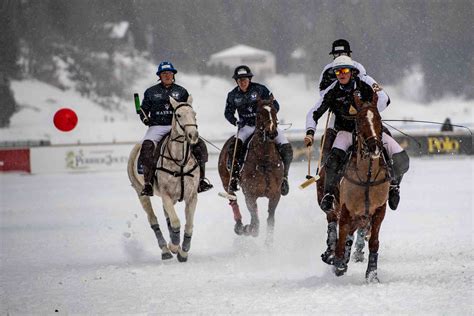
[320, 148, 347, 212]
[140, 140, 156, 196]
[191, 139, 213, 193]
[277, 143, 293, 196]
[388, 150, 410, 210]
[322, 128, 337, 165]
[197, 164, 213, 193]
[228, 138, 243, 192]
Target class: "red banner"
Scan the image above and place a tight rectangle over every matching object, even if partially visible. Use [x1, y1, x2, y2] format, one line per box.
[0, 149, 31, 172]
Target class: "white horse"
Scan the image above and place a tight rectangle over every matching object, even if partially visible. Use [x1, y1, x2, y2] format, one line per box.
[127, 96, 200, 262]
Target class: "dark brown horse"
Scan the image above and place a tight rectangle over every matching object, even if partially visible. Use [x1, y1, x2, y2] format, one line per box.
[218, 98, 284, 245]
[328, 93, 391, 282]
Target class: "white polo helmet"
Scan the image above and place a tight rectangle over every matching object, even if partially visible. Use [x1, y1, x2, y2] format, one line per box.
[332, 55, 355, 69]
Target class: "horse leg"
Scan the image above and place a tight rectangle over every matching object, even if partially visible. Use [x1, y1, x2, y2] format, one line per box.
[230, 200, 244, 235]
[265, 195, 281, 247]
[177, 194, 198, 262]
[162, 197, 181, 255]
[321, 211, 338, 265]
[366, 204, 387, 283]
[243, 197, 259, 237]
[353, 228, 367, 263]
[137, 195, 172, 260]
[334, 205, 350, 276]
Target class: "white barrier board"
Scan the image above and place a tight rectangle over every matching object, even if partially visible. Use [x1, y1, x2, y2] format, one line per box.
[30, 144, 134, 174]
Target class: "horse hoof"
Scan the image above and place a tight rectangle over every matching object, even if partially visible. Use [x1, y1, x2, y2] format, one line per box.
[321, 251, 335, 265]
[243, 224, 259, 237]
[333, 258, 348, 276]
[366, 271, 379, 283]
[352, 250, 365, 263]
[234, 221, 244, 235]
[335, 267, 346, 277]
[162, 252, 173, 260]
[177, 251, 188, 262]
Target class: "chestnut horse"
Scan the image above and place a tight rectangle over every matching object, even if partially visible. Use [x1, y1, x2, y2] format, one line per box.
[330, 93, 391, 282]
[218, 98, 284, 245]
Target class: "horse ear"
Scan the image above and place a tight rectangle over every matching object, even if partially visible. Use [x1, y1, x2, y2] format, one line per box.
[187, 95, 193, 105]
[372, 92, 379, 107]
[169, 96, 179, 109]
[353, 90, 363, 110]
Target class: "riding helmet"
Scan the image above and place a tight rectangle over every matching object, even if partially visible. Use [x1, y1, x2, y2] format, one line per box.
[156, 61, 178, 76]
[332, 55, 355, 70]
[232, 65, 253, 79]
[329, 39, 352, 55]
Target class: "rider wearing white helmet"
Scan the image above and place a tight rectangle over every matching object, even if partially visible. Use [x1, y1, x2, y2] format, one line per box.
[305, 55, 409, 212]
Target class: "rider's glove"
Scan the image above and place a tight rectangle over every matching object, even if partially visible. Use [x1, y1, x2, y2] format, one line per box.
[304, 130, 314, 147]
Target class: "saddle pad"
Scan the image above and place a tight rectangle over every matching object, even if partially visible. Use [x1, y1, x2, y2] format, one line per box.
[136, 155, 144, 175]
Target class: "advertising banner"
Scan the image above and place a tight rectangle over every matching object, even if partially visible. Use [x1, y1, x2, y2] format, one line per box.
[30, 144, 133, 174]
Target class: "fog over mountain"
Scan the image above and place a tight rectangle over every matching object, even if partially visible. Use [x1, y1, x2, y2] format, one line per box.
[1, 0, 473, 127]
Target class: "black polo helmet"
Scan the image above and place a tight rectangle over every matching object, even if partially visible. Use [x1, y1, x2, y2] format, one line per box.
[232, 65, 253, 79]
[329, 39, 352, 55]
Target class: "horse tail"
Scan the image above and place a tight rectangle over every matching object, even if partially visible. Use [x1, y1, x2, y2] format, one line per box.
[127, 143, 155, 213]
[127, 143, 144, 194]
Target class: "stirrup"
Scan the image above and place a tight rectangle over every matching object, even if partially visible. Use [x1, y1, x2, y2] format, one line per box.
[321, 193, 335, 212]
[140, 183, 154, 196]
[198, 178, 213, 193]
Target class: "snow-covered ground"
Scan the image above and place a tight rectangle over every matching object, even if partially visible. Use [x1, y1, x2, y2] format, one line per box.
[1, 156, 472, 314]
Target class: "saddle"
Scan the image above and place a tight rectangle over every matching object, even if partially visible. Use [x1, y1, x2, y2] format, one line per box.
[136, 133, 170, 175]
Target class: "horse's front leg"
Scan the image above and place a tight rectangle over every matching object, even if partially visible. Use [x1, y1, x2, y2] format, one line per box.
[265, 194, 281, 247]
[353, 227, 368, 263]
[243, 197, 259, 237]
[177, 193, 198, 262]
[229, 200, 244, 235]
[321, 211, 338, 265]
[138, 195, 172, 260]
[162, 196, 181, 256]
[366, 204, 386, 283]
[334, 205, 350, 276]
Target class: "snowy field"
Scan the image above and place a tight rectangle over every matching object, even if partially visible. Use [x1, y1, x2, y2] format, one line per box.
[1, 156, 472, 314]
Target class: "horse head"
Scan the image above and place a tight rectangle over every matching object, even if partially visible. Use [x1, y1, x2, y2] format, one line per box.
[169, 96, 199, 144]
[354, 91, 383, 159]
[255, 97, 278, 140]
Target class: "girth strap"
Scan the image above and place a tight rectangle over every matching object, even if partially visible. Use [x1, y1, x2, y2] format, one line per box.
[156, 163, 199, 202]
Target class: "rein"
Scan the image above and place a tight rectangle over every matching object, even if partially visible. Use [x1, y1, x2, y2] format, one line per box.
[156, 103, 199, 202]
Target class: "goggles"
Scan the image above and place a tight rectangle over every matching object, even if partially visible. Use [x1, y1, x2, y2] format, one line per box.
[334, 68, 351, 76]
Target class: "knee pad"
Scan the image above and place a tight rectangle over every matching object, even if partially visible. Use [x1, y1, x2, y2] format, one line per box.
[392, 150, 409, 177]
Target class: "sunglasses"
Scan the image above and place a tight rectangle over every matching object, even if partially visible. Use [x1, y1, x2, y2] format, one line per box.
[334, 68, 351, 76]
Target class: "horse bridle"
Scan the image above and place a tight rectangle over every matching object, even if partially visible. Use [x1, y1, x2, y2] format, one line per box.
[171, 103, 198, 142]
[256, 105, 277, 141]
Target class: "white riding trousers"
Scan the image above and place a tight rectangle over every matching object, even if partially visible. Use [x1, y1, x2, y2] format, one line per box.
[143, 125, 172, 145]
[332, 131, 403, 157]
[237, 125, 289, 145]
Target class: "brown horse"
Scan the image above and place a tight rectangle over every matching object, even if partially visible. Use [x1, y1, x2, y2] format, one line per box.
[328, 93, 391, 282]
[218, 98, 284, 245]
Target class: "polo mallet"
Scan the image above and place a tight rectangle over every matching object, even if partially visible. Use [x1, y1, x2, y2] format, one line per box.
[134, 93, 149, 120]
[218, 128, 240, 200]
[299, 111, 332, 189]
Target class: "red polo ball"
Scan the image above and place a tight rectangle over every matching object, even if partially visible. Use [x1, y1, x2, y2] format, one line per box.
[54, 108, 78, 132]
